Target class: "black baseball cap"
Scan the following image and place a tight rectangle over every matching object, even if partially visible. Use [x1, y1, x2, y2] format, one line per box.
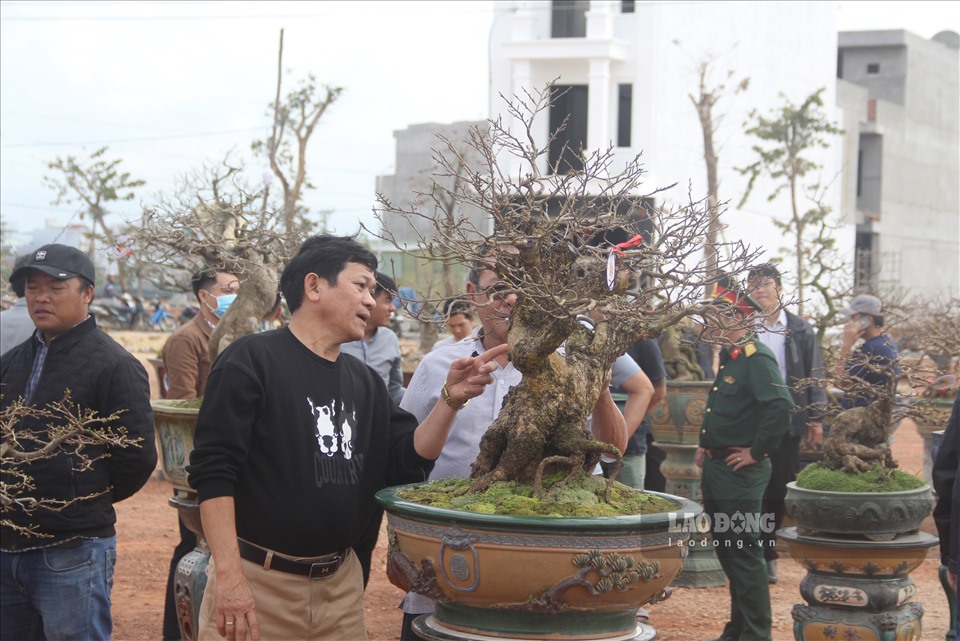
[10, 244, 96, 286]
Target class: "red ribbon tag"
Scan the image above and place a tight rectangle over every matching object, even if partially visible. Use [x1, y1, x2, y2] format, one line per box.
[610, 234, 644, 256]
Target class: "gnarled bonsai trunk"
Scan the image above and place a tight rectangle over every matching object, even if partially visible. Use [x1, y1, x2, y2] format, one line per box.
[468, 304, 623, 494]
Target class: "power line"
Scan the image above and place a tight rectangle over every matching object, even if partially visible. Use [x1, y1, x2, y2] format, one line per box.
[0, 126, 271, 149]
[0, 4, 496, 22]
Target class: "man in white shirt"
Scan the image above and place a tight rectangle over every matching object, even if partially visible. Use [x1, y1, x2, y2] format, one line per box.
[747, 264, 828, 584]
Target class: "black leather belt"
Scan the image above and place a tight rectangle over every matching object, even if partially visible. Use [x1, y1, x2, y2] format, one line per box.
[704, 447, 742, 460]
[237, 539, 345, 579]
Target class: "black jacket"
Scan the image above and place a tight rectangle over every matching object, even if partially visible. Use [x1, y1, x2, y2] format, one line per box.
[933, 391, 960, 574]
[1, 316, 157, 550]
[782, 311, 828, 438]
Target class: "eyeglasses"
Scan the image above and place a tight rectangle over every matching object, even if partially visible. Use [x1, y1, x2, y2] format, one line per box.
[478, 282, 514, 302]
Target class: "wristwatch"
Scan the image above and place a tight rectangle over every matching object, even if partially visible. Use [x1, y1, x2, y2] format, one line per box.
[441, 383, 468, 411]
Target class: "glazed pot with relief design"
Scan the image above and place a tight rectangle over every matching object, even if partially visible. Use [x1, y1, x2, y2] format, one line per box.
[377, 484, 700, 640]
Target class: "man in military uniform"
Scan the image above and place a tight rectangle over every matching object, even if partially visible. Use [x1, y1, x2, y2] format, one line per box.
[694, 276, 794, 641]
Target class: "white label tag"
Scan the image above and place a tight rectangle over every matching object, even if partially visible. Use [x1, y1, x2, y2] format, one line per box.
[606, 252, 617, 290]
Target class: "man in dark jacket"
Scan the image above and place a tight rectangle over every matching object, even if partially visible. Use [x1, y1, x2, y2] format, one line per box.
[747, 264, 828, 583]
[0, 244, 157, 641]
[933, 389, 960, 630]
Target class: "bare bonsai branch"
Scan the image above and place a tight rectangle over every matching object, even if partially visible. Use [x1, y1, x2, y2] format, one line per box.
[1, 391, 143, 538]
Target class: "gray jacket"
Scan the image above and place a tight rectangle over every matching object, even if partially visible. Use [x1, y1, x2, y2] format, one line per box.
[0, 298, 34, 356]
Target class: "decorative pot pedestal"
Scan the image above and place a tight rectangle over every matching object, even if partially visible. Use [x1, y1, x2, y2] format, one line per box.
[170, 490, 209, 641]
[152, 400, 209, 641]
[779, 527, 938, 640]
[648, 382, 725, 589]
[412, 614, 657, 641]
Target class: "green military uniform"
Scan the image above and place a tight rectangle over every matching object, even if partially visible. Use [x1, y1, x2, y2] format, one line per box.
[699, 337, 794, 641]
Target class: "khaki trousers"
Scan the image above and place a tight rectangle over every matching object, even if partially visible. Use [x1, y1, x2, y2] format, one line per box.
[198, 548, 367, 641]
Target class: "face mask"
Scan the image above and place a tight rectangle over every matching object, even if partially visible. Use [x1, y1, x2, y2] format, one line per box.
[206, 293, 237, 318]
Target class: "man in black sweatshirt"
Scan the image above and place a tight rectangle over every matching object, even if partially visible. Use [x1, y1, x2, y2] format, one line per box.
[188, 235, 505, 641]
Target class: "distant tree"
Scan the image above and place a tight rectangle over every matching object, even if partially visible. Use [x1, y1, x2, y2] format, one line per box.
[677, 43, 749, 285]
[43, 146, 145, 290]
[251, 29, 343, 235]
[737, 88, 845, 324]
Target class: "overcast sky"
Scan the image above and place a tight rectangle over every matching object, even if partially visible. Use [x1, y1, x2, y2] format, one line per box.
[1, 0, 958, 251]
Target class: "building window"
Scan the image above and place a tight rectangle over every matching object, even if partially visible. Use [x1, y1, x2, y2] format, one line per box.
[549, 85, 589, 174]
[857, 133, 883, 217]
[622, 0, 636, 12]
[617, 84, 633, 148]
[551, 0, 588, 38]
[867, 63, 880, 74]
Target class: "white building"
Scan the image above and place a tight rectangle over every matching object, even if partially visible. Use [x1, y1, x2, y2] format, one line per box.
[486, 0, 849, 314]
[837, 29, 959, 300]
[378, 1, 958, 309]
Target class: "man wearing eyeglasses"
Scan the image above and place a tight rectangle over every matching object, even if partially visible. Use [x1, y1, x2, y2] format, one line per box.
[397, 252, 628, 641]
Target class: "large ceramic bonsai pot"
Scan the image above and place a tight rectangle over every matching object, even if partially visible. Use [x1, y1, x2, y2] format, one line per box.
[151, 399, 199, 496]
[784, 481, 935, 541]
[377, 484, 699, 640]
[646, 380, 711, 446]
[907, 397, 956, 486]
[151, 399, 208, 640]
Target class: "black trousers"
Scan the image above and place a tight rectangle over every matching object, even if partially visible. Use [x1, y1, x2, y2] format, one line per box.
[644, 433, 667, 493]
[162, 517, 197, 641]
[400, 611, 429, 641]
[760, 434, 800, 561]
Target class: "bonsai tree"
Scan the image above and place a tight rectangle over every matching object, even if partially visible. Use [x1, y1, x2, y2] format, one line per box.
[797, 298, 959, 481]
[135, 157, 305, 363]
[372, 86, 765, 499]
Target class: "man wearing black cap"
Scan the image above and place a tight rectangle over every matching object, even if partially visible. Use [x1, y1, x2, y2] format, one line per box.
[694, 276, 794, 641]
[0, 243, 157, 641]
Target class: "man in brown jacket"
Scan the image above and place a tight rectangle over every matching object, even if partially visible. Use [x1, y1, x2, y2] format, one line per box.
[160, 268, 239, 640]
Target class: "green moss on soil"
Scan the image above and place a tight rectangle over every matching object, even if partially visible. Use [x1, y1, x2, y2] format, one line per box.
[396, 473, 679, 517]
[164, 398, 203, 409]
[795, 464, 925, 493]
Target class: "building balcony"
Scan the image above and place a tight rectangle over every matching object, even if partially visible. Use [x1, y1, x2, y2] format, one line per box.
[501, 37, 629, 62]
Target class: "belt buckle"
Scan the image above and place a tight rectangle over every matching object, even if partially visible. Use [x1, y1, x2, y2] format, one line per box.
[307, 555, 341, 579]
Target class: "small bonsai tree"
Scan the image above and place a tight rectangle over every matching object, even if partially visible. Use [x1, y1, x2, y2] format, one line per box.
[371, 87, 765, 499]
[796, 299, 959, 483]
[1, 391, 145, 538]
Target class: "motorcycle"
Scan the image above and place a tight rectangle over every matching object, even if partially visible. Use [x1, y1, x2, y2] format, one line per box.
[145, 301, 178, 331]
[90, 294, 146, 330]
[179, 305, 199, 325]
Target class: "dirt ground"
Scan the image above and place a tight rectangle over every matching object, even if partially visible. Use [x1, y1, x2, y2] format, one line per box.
[108, 330, 953, 641]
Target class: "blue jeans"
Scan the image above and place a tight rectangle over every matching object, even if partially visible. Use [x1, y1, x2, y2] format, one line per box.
[1, 537, 116, 641]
